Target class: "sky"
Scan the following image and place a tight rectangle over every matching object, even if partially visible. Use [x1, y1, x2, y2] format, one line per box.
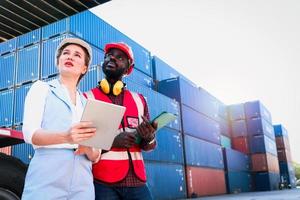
[91, 0, 300, 163]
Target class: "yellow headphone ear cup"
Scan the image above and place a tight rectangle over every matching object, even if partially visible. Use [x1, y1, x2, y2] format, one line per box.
[113, 80, 124, 96]
[100, 79, 110, 94]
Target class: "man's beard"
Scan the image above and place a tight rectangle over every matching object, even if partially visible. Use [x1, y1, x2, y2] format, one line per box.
[102, 62, 126, 80]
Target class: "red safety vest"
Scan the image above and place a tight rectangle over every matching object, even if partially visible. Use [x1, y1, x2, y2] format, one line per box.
[84, 88, 147, 183]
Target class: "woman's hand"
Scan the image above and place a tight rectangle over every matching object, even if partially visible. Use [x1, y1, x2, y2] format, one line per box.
[75, 145, 101, 162]
[66, 121, 96, 144]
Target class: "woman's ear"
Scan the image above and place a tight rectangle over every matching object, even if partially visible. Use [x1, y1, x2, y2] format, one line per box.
[82, 65, 88, 75]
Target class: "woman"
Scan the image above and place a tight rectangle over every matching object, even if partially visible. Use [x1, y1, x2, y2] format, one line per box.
[21, 38, 99, 200]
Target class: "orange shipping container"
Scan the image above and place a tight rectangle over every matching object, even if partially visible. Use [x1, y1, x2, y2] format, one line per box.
[0, 146, 11, 155]
[277, 149, 292, 162]
[186, 166, 226, 197]
[232, 136, 250, 154]
[275, 136, 290, 150]
[251, 153, 279, 173]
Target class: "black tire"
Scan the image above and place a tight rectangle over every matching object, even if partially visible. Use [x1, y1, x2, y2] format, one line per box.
[0, 188, 20, 200]
[0, 153, 28, 199]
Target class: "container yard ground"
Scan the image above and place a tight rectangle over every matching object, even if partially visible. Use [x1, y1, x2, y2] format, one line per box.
[182, 188, 300, 200]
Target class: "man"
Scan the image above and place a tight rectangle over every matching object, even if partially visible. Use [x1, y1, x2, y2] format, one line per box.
[84, 42, 157, 200]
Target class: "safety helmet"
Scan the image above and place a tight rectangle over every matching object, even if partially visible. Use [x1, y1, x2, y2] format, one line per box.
[104, 42, 134, 75]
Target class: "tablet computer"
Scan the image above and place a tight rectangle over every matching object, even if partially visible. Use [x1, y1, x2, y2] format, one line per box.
[78, 99, 126, 150]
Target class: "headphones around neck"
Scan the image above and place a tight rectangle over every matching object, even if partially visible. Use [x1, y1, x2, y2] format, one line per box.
[98, 78, 124, 96]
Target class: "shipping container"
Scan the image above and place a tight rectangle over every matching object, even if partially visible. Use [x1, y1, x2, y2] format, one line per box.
[231, 120, 248, 137]
[143, 128, 183, 164]
[42, 18, 69, 39]
[251, 153, 279, 173]
[0, 89, 14, 127]
[123, 68, 154, 89]
[244, 101, 272, 124]
[79, 66, 100, 92]
[182, 105, 220, 144]
[184, 135, 224, 169]
[16, 44, 40, 84]
[0, 38, 17, 55]
[277, 148, 292, 162]
[231, 136, 250, 154]
[279, 161, 296, 188]
[247, 117, 275, 140]
[14, 83, 33, 124]
[250, 134, 277, 156]
[220, 135, 231, 148]
[273, 124, 288, 137]
[17, 29, 41, 48]
[145, 161, 186, 200]
[225, 171, 252, 193]
[275, 136, 290, 150]
[157, 77, 222, 122]
[186, 166, 226, 197]
[0, 146, 12, 155]
[253, 172, 280, 191]
[12, 143, 34, 164]
[227, 103, 245, 121]
[219, 118, 230, 137]
[223, 148, 250, 171]
[0, 53, 16, 90]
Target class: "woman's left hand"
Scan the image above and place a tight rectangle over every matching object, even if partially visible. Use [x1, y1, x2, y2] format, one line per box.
[75, 145, 101, 162]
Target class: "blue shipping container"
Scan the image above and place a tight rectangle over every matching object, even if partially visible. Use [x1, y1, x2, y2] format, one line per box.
[250, 134, 277, 156]
[42, 18, 69, 39]
[227, 103, 245, 121]
[254, 172, 280, 191]
[231, 120, 248, 137]
[16, 44, 40, 84]
[279, 161, 296, 188]
[12, 143, 34, 164]
[145, 161, 186, 200]
[244, 100, 272, 124]
[219, 118, 230, 137]
[0, 53, 16, 90]
[0, 89, 14, 127]
[123, 68, 154, 89]
[182, 105, 220, 145]
[184, 135, 224, 169]
[273, 124, 288, 137]
[247, 117, 275, 140]
[18, 29, 41, 48]
[222, 148, 250, 171]
[79, 66, 100, 92]
[14, 83, 33, 124]
[0, 38, 16, 55]
[143, 127, 184, 164]
[226, 171, 252, 193]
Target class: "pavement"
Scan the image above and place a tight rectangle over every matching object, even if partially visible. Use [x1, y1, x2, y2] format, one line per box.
[181, 188, 300, 200]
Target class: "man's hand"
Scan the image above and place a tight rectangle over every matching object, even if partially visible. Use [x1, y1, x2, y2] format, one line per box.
[112, 131, 137, 148]
[136, 116, 158, 142]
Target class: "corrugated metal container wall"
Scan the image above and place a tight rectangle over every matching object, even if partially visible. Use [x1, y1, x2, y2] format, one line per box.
[186, 166, 226, 197]
[275, 136, 290, 150]
[247, 117, 275, 140]
[220, 135, 231, 148]
[182, 105, 220, 145]
[226, 171, 252, 193]
[90, 45, 103, 67]
[0, 146, 12, 155]
[16, 44, 40, 84]
[253, 172, 280, 191]
[14, 83, 32, 124]
[143, 127, 183, 164]
[250, 134, 277, 156]
[279, 161, 296, 188]
[273, 124, 288, 137]
[219, 118, 230, 137]
[231, 120, 248, 137]
[277, 149, 292, 162]
[0, 38, 16, 55]
[79, 66, 100, 92]
[42, 18, 69, 40]
[123, 69, 154, 89]
[251, 153, 279, 173]
[227, 103, 245, 121]
[126, 81, 181, 131]
[12, 143, 34, 164]
[0, 89, 14, 127]
[184, 135, 224, 169]
[145, 161, 186, 200]
[223, 148, 250, 171]
[0, 53, 15, 90]
[231, 137, 250, 154]
[70, 11, 152, 76]
[244, 101, 272, 123]
[17, 29, 41, 48]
